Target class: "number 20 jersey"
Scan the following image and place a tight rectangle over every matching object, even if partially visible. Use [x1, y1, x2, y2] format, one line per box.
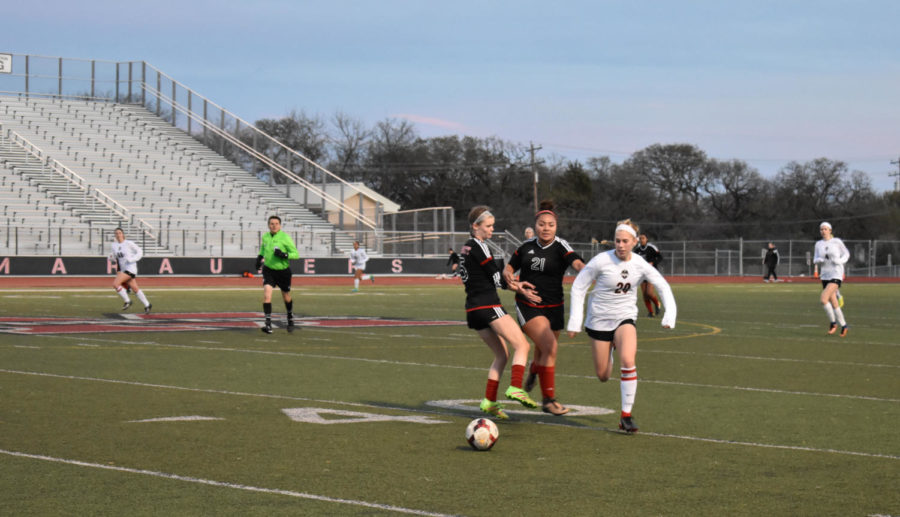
[567, 249, 674, 332]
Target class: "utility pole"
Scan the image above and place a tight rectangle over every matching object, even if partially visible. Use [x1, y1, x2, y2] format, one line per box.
[891, 157, 900, 192]
[529, 142, 543, 213]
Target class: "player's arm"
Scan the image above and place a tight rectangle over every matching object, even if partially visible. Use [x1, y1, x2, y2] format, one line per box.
[813, 243, 825, 264]
[564, 249, 586, 272]
[835, 241, 850, 265]
[503, 248, 524, 285]
[566, 259, 597, 337]
[644, 264, 677, 328]
[256, 235, 268, 268]
[283, 235, 300, 260]
[127, 242, 143, 262]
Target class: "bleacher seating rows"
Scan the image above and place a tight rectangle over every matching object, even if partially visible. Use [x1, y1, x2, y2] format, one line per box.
[0, 95, 356, 256]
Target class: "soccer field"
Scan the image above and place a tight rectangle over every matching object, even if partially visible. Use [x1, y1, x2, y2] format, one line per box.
[1, 282, 898, 516]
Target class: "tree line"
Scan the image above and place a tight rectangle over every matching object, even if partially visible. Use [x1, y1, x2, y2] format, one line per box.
[236, 110, 899, 242]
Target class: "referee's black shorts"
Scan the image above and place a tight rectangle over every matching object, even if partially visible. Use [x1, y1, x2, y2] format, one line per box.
[262, 266, 292, 292]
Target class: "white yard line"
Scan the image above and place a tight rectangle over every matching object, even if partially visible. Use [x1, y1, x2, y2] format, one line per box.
[34, 333, 900, 403]
[0, 448, 457, 517]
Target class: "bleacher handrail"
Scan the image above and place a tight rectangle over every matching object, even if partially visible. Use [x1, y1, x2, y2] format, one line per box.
[138, 65, 377, 230]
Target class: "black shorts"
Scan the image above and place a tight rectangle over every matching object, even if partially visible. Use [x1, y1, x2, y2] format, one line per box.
[515, 302, 564, 331]
[585, 319, 636, 342]
[466, 306, 507, 330]
[263, 266, 292, 292]
[123, 271, 136, 279]
[821, 279, 842, 289]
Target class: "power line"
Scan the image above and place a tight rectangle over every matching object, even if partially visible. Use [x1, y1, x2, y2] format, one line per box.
[890, 157, 900, 191]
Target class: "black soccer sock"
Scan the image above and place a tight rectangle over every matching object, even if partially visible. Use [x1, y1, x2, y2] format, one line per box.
[285, 300, 293, 318]
[263, 302, 272, 324]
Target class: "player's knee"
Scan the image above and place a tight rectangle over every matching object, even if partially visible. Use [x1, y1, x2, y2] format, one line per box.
[597, 371, 610, 382]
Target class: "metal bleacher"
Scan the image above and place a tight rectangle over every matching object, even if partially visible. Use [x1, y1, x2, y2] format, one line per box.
[0, 94, 358, 256]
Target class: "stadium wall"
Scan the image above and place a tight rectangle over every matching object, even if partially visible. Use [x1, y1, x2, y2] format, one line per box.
[0, 256, 448, 276]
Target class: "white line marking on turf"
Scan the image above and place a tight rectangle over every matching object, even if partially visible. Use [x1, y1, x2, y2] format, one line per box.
[533, 422, 900, 461]
[128, 416, 224, 423]
[426, 399, 614, 416]
[2, 368, 896, 461]
[639, 348, 900, 369]
[0, 449, 456, 517]
[35, 336, 900, 404]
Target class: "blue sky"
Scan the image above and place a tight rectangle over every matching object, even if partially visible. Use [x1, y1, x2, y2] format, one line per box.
[6, 1, 900, 190]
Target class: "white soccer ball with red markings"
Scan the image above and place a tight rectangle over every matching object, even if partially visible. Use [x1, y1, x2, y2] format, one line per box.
[465, 418, 499, 451]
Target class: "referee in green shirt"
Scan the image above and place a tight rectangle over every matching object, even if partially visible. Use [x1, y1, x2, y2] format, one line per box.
[255, 215, 299, 333]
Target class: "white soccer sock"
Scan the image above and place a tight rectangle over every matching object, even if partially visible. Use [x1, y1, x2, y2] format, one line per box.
[135, 289, 149, 307]
[116, 287, 130, 302]
[823, 303, 836, 323]
[833, 307, 846, 327]
[620, 367, 637, 415]
[354, 278, 360, 289]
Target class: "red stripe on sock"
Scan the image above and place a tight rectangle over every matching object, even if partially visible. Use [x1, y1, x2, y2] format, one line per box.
[510, 364, 525, 389]
[485, 379, 499, 401]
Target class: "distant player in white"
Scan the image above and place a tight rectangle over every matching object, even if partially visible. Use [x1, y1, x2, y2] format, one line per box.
[108, 227, 151, 313]
[813, 221, 850, 336]
[349, 241, 374, 292]
[567, 219, 676, 434]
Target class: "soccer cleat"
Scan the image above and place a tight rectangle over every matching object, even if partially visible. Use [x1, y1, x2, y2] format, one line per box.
[286, 320, 295, 333]
[840, 325, 849, 337]
[838, 294, 844, 308]
[647, 311, 654, 318]
[479, 398, 509, 420]
[121, 300, 132, 311]
[351, 288, 359, 293]
[261, 323, 273, 334]
[827, 322, 837, 335]
[144, 304, 152, 314]
[542, 398, 570, 416]
[505, 386, 538, 409]
[619, 416, 639, 434]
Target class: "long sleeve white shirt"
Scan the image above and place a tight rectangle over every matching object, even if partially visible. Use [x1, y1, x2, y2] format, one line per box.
[568, 250, 677, 332]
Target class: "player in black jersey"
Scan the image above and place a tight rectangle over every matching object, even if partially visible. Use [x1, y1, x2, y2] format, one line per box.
[634, 234, 663, 317]
[460, 205, 540, 420]
[444, 247, 460, 278]
[504, 200, 585, 415]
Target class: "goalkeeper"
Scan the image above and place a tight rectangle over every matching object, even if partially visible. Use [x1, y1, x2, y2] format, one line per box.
[255, 215, 299, 334]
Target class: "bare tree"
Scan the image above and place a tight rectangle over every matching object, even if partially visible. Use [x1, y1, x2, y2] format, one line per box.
[329, 111, 370, 177]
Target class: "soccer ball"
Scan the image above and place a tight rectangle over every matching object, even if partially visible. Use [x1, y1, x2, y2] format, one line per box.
[465, 418, 499, 451]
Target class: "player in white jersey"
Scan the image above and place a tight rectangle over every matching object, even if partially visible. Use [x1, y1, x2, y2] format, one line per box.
[813, 221, 850, 336]
[567, 219, 676, 433]
[108, 228, 152, 313]
[349, 241, 374, 292]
